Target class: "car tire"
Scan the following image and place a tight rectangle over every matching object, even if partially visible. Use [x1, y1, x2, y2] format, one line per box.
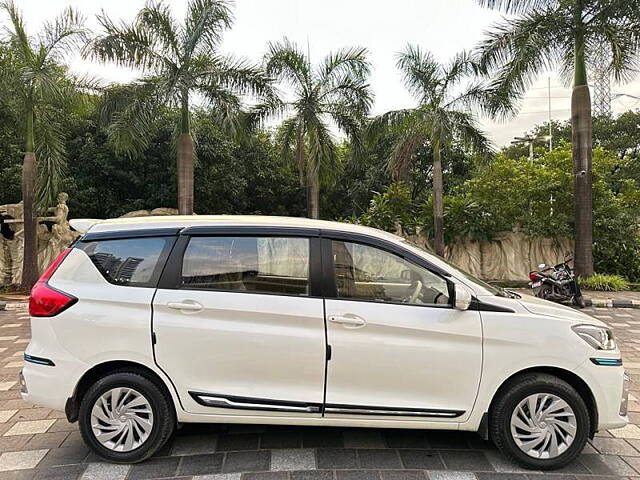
[78, 370, 175, 463]
[490, 372, 590, 470]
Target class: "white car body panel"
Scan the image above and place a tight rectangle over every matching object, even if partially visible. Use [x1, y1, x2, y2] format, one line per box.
[20, 215, 627, 436]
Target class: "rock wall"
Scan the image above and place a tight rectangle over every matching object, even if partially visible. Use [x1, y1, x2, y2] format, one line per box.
[407, 231, 572, 281]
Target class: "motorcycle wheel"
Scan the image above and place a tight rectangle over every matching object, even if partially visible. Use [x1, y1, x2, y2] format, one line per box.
[536, 284, 553, 300]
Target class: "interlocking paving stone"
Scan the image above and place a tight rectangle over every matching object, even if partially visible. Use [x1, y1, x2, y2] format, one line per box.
[0, 383, 15, 392]
[223, 451, 271, 473]
[172, 434, 219, 455]
[484, 451, 534, 474]
[80, 462, 131, 480]
[335, 471, 381, 480]
[357, 449, 402, 469]
[218, 434, 261, 452]
[127, 456, 181, 479]
[474, 474, 527, 480]
[0, 411, 16, 423]
[380, 471, 427, 480]
[0, 449, 48, 471]
[398, 450, 444, 470]
[270, 449, 316, 471]
[596, 455, 638, 476]
[193, 474, 242, 480]
[33, 463, 87, 479]
[302, 429, 344, 448]
[23, 432, 70, 450]
[428, 433, 470, 450]
[178, 453, 224, 476]
[38, 446, 89, 467]
[385, 431, 430, 449]
[427, 472, 477, 480]
[342, 431, 386, 449]
[610, 424, 640, 439]
[591, 438, 640, 456]
[261, 431, 303, 450]
[4, 419, 55, 436]
[440, 451, 494, 472]
[290, 470, 335, 480]
[316, 449, 358, 469]
[243, 472, 290, 480]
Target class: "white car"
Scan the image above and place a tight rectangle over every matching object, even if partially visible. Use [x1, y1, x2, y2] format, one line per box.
[21, 216, 627, 469]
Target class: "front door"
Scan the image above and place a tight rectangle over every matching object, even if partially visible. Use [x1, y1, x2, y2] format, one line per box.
[153, 234, 326, 416]
[323, 238, 482, 421]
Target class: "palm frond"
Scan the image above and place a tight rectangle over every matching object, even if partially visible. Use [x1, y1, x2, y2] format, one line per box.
[39, 6, 88, 61]
[87, 11, 170, 71]
[184, 0, 233, 57]
[264, 38, 310, 91]
[200, 54, 274, 98]
[448, 110, 493, 154]
[34, 106, 67, 209]
[476, 0, 558, 14]
[306, 117, 337, 185]
[137, 1, 181, 60]
[396, 44, 441, 104]
[1, 1, 35, 64]
[317, 46, 370, 85]
[477, 10, 567, 100]
[100, 80, 165, 157]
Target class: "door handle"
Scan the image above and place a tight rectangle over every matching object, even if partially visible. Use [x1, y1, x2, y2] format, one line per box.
[328, 315, 366, 328]
[167, 300, 203, 313]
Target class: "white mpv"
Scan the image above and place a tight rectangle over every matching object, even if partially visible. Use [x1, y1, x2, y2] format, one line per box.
[21, 216, 628, 469]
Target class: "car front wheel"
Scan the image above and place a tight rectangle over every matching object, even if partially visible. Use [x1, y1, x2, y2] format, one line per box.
[490, 372, 590, 470]
[78, 371, 175, 463]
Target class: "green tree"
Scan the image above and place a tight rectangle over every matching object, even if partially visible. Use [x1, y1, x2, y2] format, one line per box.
[476, 0, 640, 276]
[88, 0, 273, 215]
[370, 46, 507, 256]
[264, 38, 373, 219]
[1, 1, 88, 289]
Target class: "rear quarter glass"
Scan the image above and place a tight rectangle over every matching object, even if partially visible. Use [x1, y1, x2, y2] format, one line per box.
[77, 236, 175, 288]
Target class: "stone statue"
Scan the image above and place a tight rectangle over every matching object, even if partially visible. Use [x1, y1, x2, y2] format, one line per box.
[0, 192, 79, 286]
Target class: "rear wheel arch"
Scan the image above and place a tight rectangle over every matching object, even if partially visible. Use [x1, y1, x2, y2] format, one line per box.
[488, 366, 598, 437]
[66, 360, 177, 423]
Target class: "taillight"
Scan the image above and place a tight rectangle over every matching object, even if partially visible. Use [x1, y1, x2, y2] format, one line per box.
[29, 248, 77, 317]
[529, 272, 542, 281]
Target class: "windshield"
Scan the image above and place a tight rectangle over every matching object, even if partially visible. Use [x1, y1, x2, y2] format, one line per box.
[400, 238, 515, 297]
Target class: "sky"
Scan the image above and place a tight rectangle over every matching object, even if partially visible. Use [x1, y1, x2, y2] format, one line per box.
[9, 0, 640, 147]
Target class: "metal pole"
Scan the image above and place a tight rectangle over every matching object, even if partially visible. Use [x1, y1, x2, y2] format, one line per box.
[529, 141, 534, 162]
[548, 77, 552, 151]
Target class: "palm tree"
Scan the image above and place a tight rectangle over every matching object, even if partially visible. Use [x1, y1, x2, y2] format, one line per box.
[371, 45, 509, 256]
[88, 0, 273, 215]
[263, 38, 373, 219]
[475, 0, 640, 276]
[1, 1, 89, 289]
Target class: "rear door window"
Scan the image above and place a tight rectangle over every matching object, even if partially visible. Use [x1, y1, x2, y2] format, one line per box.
[180, 236, 310, 296]
[78, 236, 174, 287]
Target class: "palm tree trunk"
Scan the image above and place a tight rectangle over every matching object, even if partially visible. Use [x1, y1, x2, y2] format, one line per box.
[21, 108, 38, 290]
[308, 171, 320, 219]
[177, 92, 194, 215]
[432, 140, 445, 257]
[571, 17, 594, 276]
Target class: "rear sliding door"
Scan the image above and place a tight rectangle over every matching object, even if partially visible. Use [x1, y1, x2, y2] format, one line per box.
[152, 231, 326, 417]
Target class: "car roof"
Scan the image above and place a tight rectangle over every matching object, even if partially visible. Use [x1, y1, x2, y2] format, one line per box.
[72, 215, 405, 243]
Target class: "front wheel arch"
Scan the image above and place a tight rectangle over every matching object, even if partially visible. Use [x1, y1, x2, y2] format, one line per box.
[66, 360, 177, 423]
[488, 366, 598, 438]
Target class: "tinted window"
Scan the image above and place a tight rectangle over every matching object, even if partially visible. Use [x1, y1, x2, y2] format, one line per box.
[181, 236, 310, 296]
[79, 237, 173, 287]
[332, 240, 450, 306]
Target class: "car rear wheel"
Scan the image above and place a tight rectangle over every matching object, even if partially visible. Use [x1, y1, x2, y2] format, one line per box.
[78, 371, 175, 463]
[490, 373, 590, 470]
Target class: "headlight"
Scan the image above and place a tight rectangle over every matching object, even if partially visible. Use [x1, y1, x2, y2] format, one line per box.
[572, 324, 616, 350]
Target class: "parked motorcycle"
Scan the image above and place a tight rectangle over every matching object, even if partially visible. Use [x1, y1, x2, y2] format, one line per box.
[529, 255, 586, 308]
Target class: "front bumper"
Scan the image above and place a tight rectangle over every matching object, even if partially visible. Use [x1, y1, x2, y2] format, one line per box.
[574, 358, 628, 431]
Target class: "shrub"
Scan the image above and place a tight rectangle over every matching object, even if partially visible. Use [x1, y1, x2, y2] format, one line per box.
[579, 274, 630, 292]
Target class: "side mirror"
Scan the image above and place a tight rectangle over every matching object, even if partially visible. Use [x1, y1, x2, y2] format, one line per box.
[454, 284, 473, 311]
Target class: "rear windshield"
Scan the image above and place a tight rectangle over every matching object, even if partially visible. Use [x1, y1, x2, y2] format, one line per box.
[78, 236, 173, 287]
